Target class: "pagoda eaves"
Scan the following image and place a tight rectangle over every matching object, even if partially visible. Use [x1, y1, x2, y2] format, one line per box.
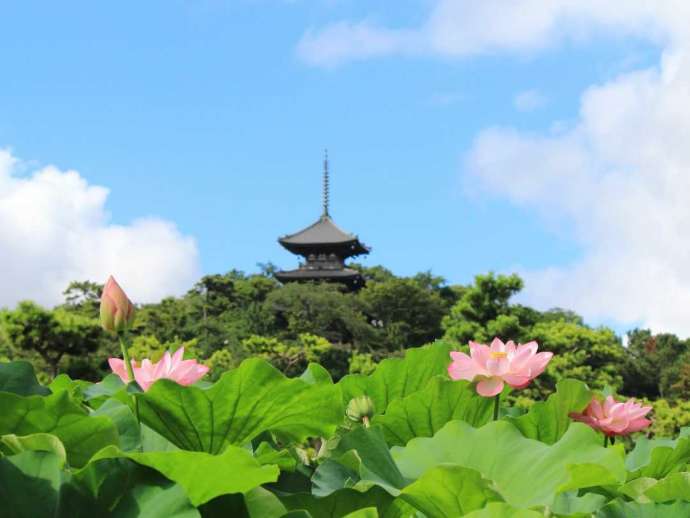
[278, 215, 370, 258]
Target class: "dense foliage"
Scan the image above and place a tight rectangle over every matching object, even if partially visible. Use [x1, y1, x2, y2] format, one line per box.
[1, 268, 689, 434]
[1, 341, 689, 517]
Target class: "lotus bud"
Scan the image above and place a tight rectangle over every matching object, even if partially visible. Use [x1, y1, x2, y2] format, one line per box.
[100, 276, 136, 333]
[346, 395, 375, 427]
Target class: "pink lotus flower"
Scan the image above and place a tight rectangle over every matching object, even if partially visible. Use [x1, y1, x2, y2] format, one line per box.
[100, 276, 136, 333]
[448, 338, 553, 397]
[108, 347, 209, 391]
[570, 396, 652, 437]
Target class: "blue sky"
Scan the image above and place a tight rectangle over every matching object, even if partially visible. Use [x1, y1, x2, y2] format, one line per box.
[3, 2, 688, 335]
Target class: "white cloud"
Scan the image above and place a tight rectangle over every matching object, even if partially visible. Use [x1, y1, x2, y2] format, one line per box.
[296, 21, 417, 67]
[0, 149, 200, 308]
[296, 2, 690, 336]
[296, 0, 687, 67]
[513, 89, 547, 112]
[466, 50, 690, 336]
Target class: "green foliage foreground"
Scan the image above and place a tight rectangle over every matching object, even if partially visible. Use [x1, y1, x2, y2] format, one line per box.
[2, 342, 690, 517]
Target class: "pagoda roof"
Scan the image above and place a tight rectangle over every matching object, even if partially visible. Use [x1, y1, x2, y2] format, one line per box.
[275, 266, 365, 288]
[279, 215, 370, 256]
[275, 267, 362, 280]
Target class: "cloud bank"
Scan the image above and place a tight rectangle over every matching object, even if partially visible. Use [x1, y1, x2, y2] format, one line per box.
[299, 1, 690, 336]
[0, 150, 200, 308]
[468, 51, 690, 335]
[297, 1, 685, 67]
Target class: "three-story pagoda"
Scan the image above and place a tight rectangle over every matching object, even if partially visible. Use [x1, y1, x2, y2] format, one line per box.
[275, 153, 370, 289]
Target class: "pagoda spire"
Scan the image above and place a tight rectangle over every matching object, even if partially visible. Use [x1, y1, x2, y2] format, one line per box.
[275, 150, 370, 290]
[322, 149, 330, 217]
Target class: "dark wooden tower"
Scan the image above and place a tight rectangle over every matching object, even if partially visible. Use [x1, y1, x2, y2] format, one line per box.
[275, 152, 370, 289]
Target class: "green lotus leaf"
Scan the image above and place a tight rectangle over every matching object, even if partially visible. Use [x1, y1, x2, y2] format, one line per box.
[551, 491, 608, 515]
[71, 456, 139, 511]
[140, 423, 180, 452]
[48, 374, 92, 400]
[334, 426, 407, 495]
[561, 462, 624, 493]
[199, 486, 291, 518]
[301, 363, 334, 385]
[372, 377, 493, 447]
[244, 487, 288, 518]
[254, 441, 297, 471]
[0, 449, 199, 518]
[0, 390, 118, 467]
[312, 457, 360, 496]
[596, 499, 690, 517]
[509, 378, 592, 444]
[0, 432, 67, 465]
[0, 450, 74, 518]
[643, 472, 690, 503]
[0, 361, 50, 396]
[398, 464, 502, 517]
[618, 477, 658, 501]
[136, 358, 342, 453]
[93, 444, 280, 506]
[92, 398, 141, 451]
[281, 487, 394, 518]
[110, 480, 200, 518]
[83, 373, 126, 408]
[626, 428, 690, 479]
[391, 420, 626, 509]
[380, 498, 422, 518]
[74, 455, 200, 517]
[338, 341, 455, 414]
[463, 503, 544, 517]
[343, 508, 379, 518]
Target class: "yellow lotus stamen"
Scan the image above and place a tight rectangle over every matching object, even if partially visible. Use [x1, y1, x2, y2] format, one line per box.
[489, 351, 507, 360]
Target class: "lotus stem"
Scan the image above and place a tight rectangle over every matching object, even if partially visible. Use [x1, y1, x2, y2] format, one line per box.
[119, 331, 141, 427]
[493, 394, 500, 421]
[119, 332, 136, 384]
[604, 435, 609, 448]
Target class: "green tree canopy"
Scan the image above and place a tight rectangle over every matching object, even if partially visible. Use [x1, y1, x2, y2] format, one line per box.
[357, 277, 447, 351]
[623, 330, 690, 399]
[442, 273, 531, 343]
[1, 302, 101, 377]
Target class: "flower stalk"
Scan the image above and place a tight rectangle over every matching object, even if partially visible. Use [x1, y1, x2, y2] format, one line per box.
[493, 394, 500, 421]
[117, 330, 141, 426]
[118, 331, 136, 387]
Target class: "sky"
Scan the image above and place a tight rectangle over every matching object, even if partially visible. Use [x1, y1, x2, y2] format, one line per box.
[2, 1, 690, 336]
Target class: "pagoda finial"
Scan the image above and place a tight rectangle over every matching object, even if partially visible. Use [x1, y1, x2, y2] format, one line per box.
[322, 149, 330, 217]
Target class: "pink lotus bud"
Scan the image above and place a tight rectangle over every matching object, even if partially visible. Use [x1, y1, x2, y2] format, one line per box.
[448, 338, 553, 397]
[100, 276, 136, 333]
[570, 396, 652, 437]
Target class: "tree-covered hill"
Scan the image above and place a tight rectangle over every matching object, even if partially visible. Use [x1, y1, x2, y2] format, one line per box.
[1, 266, 689, 435]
